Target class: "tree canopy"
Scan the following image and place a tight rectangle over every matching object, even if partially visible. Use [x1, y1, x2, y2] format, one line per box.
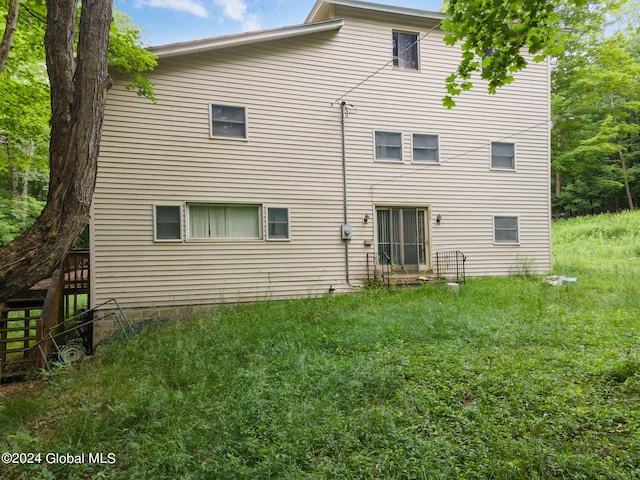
[442, 0, 586, 107]
[0, 0, 155, 301]
[551, 1, 640, 213]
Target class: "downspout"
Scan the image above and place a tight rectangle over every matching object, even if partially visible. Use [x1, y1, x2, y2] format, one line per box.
[340, 101, 353, 287]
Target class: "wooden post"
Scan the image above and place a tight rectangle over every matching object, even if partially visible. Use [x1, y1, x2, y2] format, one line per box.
[36, 267, 63, 367]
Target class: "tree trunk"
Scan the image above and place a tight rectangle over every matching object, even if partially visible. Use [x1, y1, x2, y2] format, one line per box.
[609, 94, 635, 211]
[0, 0, 19, 74]
[555, 132, 561, 196]
[0, 0, 112, 302]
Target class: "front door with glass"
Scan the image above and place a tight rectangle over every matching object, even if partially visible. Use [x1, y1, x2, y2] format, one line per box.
[377, 207, 428, 271]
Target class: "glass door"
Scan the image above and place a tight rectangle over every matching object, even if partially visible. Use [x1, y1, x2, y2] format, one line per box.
[377, 207, 427, 271]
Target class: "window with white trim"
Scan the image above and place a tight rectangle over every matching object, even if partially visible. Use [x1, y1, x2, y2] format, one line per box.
[412, 134, 439, 162]
[375, 131, 402, 161]
[266, 207, 290, 240]
[494, 216, 519, 244]
[210, 104, 247, 139]
[392, 31, 419, 70]
[491, 141, 515, 170]
[154, 205, 183, 241]
[188, 204, 261, 239]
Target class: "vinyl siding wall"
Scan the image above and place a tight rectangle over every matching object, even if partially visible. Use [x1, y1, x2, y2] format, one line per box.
[92, 8, 550, 318]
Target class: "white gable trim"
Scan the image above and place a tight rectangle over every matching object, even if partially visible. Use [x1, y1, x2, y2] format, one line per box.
[306, 0, 446, 24]
[150, 19, 344, 58]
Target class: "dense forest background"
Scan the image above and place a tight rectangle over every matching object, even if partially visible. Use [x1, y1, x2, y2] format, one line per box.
[1, 1, 639, 246]
[552, 0, 640, 215]
[0, 1, 154, 247]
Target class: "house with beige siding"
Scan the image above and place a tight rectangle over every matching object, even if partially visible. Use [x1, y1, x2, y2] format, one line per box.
[91, 0, 551, 323]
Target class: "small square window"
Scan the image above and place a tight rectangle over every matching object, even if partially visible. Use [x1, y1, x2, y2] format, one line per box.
[267, 207, 290, 240]
[211, 104, 247, 139]
[375, 131, 402, 161]
[494, 216, 519, 244]
[412, 134, 439, 162]
[393, 31, 419, 70]
[491, 142, 515, 170]
[154, 205, 182, 241]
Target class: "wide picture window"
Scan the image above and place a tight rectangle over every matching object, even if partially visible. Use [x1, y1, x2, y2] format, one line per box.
[189, 204, 260, 239]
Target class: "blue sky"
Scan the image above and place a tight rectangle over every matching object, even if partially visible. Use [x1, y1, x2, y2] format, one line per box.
[114, 0, 443, 46]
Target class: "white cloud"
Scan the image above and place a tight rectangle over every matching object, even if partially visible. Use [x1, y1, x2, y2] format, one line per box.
[213, 0, 261, 31]
[137, 0, 209, 18]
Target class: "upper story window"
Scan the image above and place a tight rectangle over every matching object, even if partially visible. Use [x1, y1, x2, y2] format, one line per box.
[412, 134, 439, 163]
[393, 31, 419, 70]
[375, 131, 403, 162]
[491, 141, 515, 170]
[210, 104, 247, 139]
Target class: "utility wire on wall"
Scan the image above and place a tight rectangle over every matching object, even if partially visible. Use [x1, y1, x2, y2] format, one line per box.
[370, 80, 640, 188]
[333, 21, 443, 105]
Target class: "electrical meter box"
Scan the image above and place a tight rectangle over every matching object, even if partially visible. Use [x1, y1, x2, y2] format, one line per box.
[341, 224, 353, 240]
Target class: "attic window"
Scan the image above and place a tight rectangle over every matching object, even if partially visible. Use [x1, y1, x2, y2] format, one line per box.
[393, 31, 419, 70]
[210, 104, 247, 139]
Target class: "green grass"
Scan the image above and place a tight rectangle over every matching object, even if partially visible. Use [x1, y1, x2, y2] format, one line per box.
[1, 212, 640, 479]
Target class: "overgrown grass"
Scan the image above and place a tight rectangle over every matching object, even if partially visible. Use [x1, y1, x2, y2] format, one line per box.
[1, 212, 640, 479]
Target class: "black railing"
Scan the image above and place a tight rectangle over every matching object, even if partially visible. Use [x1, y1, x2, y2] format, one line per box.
[435, 250, 467, 284]
[366, 252, 392, 288]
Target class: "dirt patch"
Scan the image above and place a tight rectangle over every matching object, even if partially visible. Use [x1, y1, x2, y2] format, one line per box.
[0, 378, 46, 401]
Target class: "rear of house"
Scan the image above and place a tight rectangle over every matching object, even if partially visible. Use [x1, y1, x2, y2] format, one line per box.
[91, 0, 551, 327]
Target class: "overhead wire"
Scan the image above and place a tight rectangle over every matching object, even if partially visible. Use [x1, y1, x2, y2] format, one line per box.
[329, 12, 640, 188]
[333, 20, 443, 104]
[369, 79, 640, 187]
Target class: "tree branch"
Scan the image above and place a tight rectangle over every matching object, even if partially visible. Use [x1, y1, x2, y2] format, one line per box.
[0, 0, 20, 74]
[0, 0, 113, 302]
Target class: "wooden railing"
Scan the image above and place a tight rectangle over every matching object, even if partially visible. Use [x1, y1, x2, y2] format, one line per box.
[62, 249, 90, 320]
[0, 249, 90, 381]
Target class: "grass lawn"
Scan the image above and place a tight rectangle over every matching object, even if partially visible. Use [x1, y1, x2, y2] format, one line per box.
[1, 212, 639, 479]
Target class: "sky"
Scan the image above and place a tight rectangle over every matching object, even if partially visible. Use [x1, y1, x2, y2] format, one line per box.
[114, 0, 444, 46]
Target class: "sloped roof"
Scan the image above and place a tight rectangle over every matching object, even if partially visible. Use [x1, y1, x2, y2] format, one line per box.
[306, 0, 445, 24]
[150, 18, 344, 59]
[149, 0, 445, 59]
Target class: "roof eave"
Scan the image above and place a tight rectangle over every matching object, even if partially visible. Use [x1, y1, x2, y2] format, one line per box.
[150, 18, 345, 59]
[306, 0, 446, 24]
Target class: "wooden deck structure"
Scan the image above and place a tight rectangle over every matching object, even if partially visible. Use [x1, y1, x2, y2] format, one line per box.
[0, 249, 90, 381]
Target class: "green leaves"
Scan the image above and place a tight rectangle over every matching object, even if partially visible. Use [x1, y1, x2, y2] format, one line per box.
[442, 0, 572, 106]
[552, 19, 640, 213]
[108, 12, 157, 102]
[0, 2, 157, 245]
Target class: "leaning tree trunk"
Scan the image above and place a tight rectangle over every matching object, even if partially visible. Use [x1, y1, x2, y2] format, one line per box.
[0, 0, 20, 74]
[0, 0, 113, 302]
